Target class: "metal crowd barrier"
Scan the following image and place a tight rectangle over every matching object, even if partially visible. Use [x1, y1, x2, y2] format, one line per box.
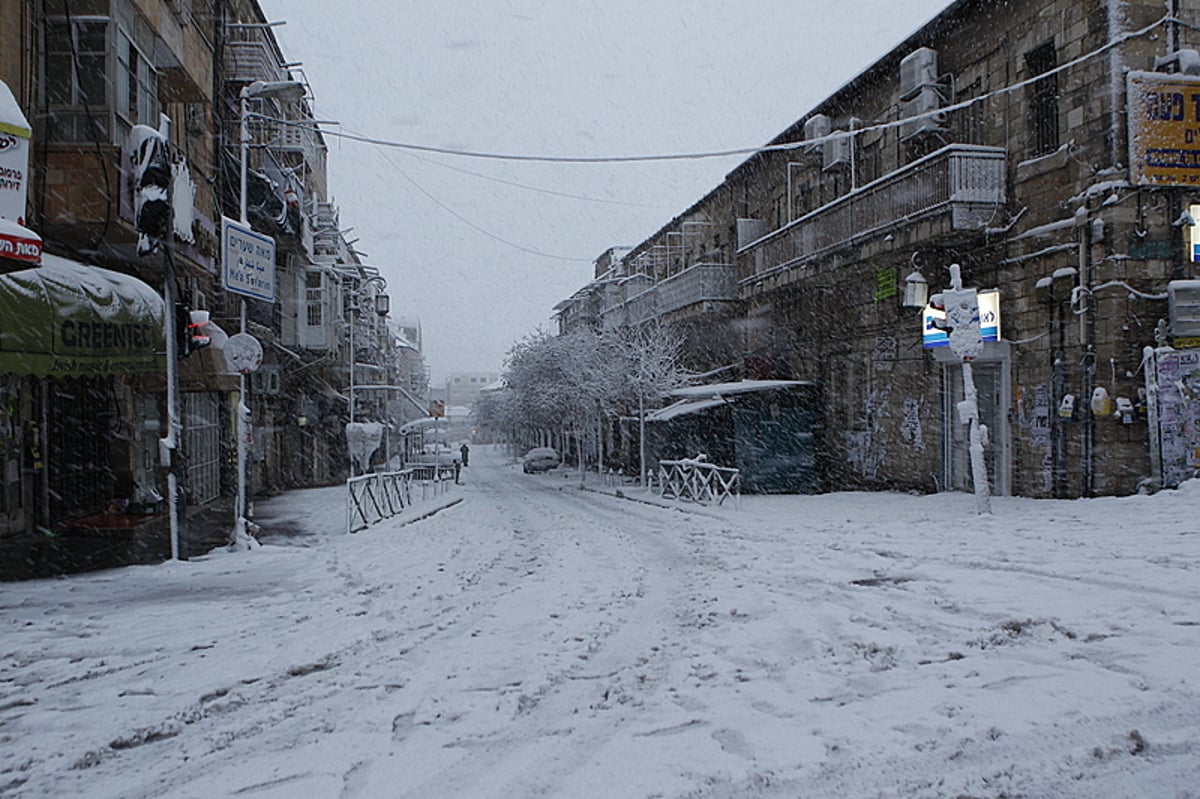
[655, 455, 741, 508]
[346, 464, 460, 534]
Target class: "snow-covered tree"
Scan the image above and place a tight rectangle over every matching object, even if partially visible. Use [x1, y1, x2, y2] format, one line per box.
[493, 322, 691, 482]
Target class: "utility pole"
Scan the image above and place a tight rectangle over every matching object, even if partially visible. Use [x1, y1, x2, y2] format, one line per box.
[939, 264, 992, 515]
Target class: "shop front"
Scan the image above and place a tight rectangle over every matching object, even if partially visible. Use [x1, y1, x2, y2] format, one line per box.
[0, 254, 167, 577]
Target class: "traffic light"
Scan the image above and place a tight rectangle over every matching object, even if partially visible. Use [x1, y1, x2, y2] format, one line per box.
[188, 309, 212, 352]
[175, 303, 212, 359]
[129, 123, 171, 252]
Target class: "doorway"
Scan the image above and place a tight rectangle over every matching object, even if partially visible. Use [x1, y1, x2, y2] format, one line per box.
[942, 355, 1011, 496]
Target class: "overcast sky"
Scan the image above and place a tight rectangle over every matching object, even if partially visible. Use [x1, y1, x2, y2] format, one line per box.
[260, 0, 951, 384]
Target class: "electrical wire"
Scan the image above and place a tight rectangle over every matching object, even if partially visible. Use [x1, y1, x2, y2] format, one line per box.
[387, 140, 666, 209]
[256, 13, 1173, 265]
[279, 15, 1169, 166]
[366, 142, 593, 263]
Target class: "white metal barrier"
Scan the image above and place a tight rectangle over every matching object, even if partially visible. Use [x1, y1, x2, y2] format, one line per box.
[655, 454, 741, 508]
[346, 464, 459, 534]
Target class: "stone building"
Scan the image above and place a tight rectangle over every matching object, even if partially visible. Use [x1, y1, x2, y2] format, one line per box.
[557, 0, 1200, 498]
[1, 0, 408, 576]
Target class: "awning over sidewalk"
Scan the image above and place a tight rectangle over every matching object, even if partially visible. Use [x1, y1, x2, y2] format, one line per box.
[0, 254, 165, 377]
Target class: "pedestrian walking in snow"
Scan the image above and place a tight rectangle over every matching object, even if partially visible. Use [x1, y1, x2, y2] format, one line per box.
[453, 457, 462, 484]
[460, 443, 470, 467]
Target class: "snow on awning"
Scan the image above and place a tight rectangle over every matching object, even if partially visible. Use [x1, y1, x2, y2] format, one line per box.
[646, 396, 727, 423]
[0, 254, 165, 377]
[648, 380, 817, 422]
[668, 379, 813, 399]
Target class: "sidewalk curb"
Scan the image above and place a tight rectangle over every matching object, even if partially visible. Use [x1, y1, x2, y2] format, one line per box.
[396, 497, 464, 527]
[577, 484, 729, 519]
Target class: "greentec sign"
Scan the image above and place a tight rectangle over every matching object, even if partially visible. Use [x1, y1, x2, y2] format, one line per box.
[0, 254, 164, 377]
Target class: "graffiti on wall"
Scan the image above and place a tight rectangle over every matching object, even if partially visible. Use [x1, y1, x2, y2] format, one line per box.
[900, 397, 924, 451]
[1018, 383, 1053, 493]
[845, 387, 891, 480]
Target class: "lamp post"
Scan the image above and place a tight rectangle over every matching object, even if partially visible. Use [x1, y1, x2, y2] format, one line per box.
[346, 274, 389, 476]
[239, 80, 305, 224]
[232, 79, 304, 546]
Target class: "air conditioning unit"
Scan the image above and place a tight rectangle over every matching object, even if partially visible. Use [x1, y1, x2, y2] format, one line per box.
[899, 86, 946, 141]
[736, 218, 771, 250]
[1154, 49, 1200, 76]
[900, 47, 939, 100]
[803, 114, 831, 153]
[822, 130, 851, 170]
[1169, 280, 1200, 337]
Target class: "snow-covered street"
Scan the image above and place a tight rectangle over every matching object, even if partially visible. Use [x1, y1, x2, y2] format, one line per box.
[2, 445, 1198, 798]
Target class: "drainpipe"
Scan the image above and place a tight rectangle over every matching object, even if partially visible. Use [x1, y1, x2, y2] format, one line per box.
[1051, 289, 1068, 498]
[1107, 0, 1125, 169]
[40, 379, 49, 532]
[1079, 206, 1096, 497]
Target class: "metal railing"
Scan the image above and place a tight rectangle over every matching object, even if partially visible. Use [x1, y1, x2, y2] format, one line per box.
[739, 144, 1006, 281]
[345, 465, 457, 534]
[225, 38, 287, 84]
[656, 261, 737, 318]
[655, 455, 741, 508]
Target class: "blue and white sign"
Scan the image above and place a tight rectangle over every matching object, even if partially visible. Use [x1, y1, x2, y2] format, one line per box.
[923, 289, 1001, 349]
[221, 216, 275, 302]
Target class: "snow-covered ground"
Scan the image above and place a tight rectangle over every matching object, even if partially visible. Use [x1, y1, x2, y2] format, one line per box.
[2, 445, 1198, 798]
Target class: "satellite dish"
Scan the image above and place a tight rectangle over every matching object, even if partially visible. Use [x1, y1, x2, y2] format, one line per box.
[226, 332, 263, 374]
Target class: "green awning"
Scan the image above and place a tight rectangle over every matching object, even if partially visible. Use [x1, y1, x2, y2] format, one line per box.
[0, 254, 165, 377]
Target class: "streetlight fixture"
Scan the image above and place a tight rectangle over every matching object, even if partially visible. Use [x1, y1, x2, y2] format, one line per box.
[239, 80, 306, 224]
[231, 78, 305, 547]
[903, 268, 929, 308]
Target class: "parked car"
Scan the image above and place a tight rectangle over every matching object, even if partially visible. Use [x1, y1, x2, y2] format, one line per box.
[522, 447, 561, 473]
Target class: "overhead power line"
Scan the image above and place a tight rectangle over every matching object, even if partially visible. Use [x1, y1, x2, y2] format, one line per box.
[290, 15, 1167, 166]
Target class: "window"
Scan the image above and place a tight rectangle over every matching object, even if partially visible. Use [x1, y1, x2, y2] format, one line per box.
[116, 31, 159, 127]
[858, 141, 882, 185]
[44, 18, 110, 142]
[305, 271, 324, 327]
[1026, 42, 1060, 157]
[956, 78, 987, 145]
[306, 294, 323, 327]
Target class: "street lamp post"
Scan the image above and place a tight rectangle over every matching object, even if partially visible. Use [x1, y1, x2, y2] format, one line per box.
[232, 79, 304, 545]
[346, 274, 389, 476]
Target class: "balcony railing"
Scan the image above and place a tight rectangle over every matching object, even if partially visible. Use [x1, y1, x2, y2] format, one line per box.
[225, 36, 286, 84]
[616, 261, 736, 327]
[656, 262, 737, 316]
[739, 144, 1006, 282]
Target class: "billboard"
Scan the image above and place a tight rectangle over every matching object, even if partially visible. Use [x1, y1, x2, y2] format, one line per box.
[1127, 71, 1200, 187]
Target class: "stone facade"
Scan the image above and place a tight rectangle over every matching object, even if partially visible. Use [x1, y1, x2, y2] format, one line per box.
[1, 0, 423, 574]
[560, 0, 1200, 498]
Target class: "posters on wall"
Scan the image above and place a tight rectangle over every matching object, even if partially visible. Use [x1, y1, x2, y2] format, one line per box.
[1151, 347, 1200, 487]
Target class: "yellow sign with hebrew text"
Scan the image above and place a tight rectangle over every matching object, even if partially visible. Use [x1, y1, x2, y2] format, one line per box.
[1128, 71, 1200, 186]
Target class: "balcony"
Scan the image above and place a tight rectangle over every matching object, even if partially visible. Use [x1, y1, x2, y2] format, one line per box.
[656, 262, 737, 317]
[616, 262, 737, 327]
[225, 37, 286, 84]
[272, 120, 324, 166]
[600, 274, 651, 330]
[739, 144, 1006, 283]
